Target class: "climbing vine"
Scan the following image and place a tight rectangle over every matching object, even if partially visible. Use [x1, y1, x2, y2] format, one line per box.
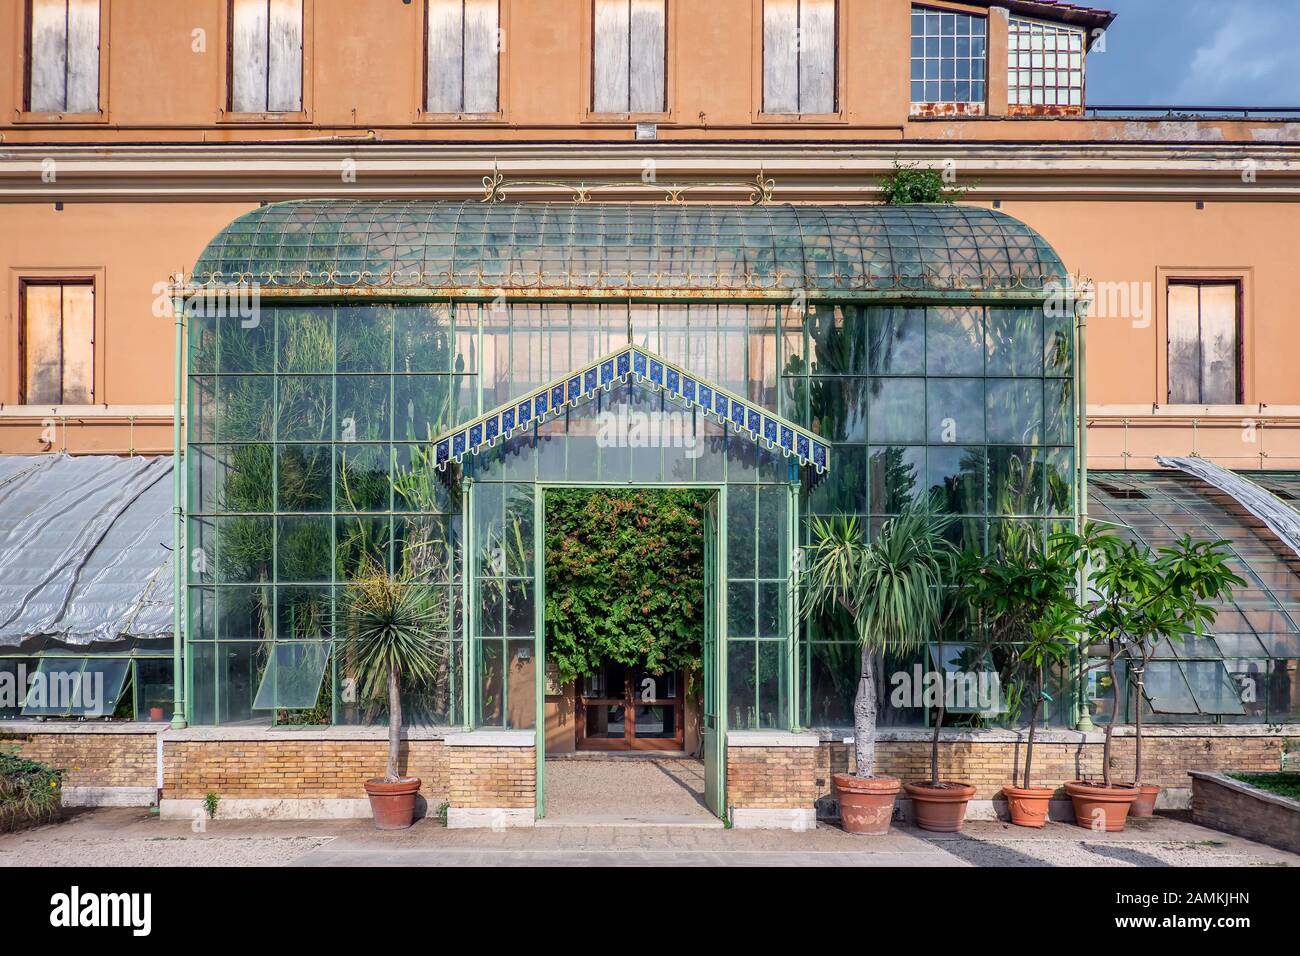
[544, 489, 708, 685]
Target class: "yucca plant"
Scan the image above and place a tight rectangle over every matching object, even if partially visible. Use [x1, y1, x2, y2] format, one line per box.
[338, 558, 448, 782]
[803, 499, 956, 777]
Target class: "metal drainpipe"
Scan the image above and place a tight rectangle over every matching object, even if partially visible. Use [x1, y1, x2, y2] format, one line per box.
[170, 276, 188, 730]
[1074, 295, 1095, 733]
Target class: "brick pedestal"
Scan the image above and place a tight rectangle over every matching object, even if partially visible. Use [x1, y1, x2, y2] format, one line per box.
[445, 730, 537, 828]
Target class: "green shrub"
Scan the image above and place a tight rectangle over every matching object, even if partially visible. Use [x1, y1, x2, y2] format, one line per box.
[1232, 773, 1300, 800]
[0, 750, 65, 833]
[879, 161, 970, 205]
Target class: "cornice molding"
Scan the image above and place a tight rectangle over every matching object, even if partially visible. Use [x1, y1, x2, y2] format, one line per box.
[1, 141, 1298, 201]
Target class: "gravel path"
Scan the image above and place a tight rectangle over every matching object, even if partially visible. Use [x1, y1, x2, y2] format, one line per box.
[544, 754, 715, 821]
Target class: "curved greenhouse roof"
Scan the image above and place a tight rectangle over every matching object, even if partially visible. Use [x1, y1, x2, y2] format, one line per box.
[189, 200, 1070, 297]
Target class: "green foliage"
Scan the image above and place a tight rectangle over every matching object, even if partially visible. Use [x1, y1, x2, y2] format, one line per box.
[879, 161, 970, 205]
[0, 750, 64, 832]
[803, 501, 957, 657]
[1232, 773, 1300, 800]
[544, 489, 708, 686]
[337, 560, 449, 779]
[203, 792, 220, 820]
[959, 541, 1084, 788]
[1054, 522, 1244, 785]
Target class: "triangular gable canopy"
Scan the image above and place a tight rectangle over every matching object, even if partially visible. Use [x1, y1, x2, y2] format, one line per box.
[432, 346, 829, 474]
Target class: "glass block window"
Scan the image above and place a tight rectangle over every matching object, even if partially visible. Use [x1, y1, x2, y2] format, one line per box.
[910, 5, 986, 105]
[1008, 16, 1085, 110]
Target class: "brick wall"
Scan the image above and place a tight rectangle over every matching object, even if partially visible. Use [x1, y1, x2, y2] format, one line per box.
[1190, 772, 1300, 854]
[447, 745, 535, 809]
[813, 732, 1287, 801]
[2, 729, 158, 789]
[727, 746, 820, 809]
[162, 739, 448, 801]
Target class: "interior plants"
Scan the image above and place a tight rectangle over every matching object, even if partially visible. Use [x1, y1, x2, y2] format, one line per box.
[803, 499, 955, 834]
[338, 558, 448, 830]
[959, 539, 1083, 827]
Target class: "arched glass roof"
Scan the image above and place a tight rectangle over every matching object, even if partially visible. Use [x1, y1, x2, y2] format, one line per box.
[189, 200, 1070, 297]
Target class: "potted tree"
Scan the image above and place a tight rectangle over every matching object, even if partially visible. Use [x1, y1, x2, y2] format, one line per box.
[1117, 537, 1242, 816]
[959, 539, 1083, 827]
[803, 500, 955, 835]
[338, 558, 447, 830]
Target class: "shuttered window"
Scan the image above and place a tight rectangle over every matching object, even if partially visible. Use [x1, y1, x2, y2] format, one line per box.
[229, 0, 304, 113]
[426, 0, 501, 114]
[21, 280, 94, 405]
[1168, 282, 1241, 405]
[762, 0, 836, 115]
[592, 0, 666, 114]
[25, 0, 101, 113]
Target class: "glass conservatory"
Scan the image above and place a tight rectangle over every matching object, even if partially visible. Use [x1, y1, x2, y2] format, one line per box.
[181, 199, 1080, 813]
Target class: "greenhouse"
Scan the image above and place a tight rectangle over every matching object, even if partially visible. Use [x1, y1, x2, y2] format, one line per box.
[178, 198, 1080, 814]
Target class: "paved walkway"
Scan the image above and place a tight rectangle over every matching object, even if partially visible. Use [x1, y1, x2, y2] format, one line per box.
[543, 753, 717, 825]
[0, 808, 1296, 867]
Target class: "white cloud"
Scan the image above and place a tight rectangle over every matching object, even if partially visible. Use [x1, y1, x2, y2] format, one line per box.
[1174, 4, 1297, 102]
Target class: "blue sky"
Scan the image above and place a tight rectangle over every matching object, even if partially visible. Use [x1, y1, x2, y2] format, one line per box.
[1085, 0, 1300, 106]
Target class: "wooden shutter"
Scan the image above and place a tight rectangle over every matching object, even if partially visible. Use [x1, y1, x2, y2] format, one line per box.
[267, 0, 303, 112]
[427, 0, 499, 113]
[798, 0, 835, 114]
[628, 0, 665, 113]
[593, 0, 631, 113]
[22, 283, 93, 405]
[763, 0, 799, 114]
[27, 0, 100, 113]
[1199, 284, 1240, 405]
[231, 0, 270, 112]
[1167, 283, 1201, 404]
[462, 0, 499, 113]
[231, 0, 302, 113]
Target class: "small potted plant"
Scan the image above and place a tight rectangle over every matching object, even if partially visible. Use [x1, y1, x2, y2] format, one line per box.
[960, 540, 1082, 828]
[803, 500, 954, 835]
[338, 558, 447, 830]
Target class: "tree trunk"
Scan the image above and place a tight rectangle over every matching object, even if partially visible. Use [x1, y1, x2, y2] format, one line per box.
[930, 696, 945, 787]
[1102, 645, 1119, 788]
[386, 667, 402, 783]
[1133, 661, 1145, 785]
[854, 645, 878, 778]
[1024, 682, 1042, 790]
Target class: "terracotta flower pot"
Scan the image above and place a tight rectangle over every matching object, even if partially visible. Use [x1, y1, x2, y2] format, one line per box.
[904, 781, 977, 832]
[1065, 780, 1138, 832]
[1128, 784, 1161, 818]
[364, 777, 422, 830]
[833, 774, 901, 835]
[149, 707, 164, 721]
[1002, 785, 1055, 828]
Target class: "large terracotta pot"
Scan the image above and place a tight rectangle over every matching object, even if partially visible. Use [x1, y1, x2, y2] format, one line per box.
[833, 774, 901, 835]
[1128, 785, 1161, 818]
[1002, 785, 1054, 828]
[1065, 781, 1138, 832]
[364, 777, 422, 830]
[904, 782, 976, 832]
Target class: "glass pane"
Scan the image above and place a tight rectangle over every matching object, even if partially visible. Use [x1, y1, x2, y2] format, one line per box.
[926, 307, 983, 374]
[252, 641, 330, 710]
[867, 307, 925, 375]
[927, 378, 984, 444]
[634, 704, 676, 738]
[868, 378, 925, 443]
[586, 704, 626, 738]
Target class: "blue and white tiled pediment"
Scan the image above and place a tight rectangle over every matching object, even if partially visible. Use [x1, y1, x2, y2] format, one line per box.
[429, 346, 829, 475]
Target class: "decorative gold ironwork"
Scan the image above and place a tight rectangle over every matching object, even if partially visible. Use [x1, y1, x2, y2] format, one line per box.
[476, 165, 780, 205]
[749, 167, 776, 205]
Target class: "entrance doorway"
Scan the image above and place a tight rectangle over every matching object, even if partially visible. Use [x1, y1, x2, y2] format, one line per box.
[576, 663, 686, 751]
[534, 484, 726, 821]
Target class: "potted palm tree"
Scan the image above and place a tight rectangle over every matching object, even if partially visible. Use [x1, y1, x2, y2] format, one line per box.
[803, 500, 954, 835]
[959, 539, 1083, 827]
[338, 558, 447, 830]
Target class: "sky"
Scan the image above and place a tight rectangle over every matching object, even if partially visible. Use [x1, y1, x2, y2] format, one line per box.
[1083, 0, 1300, 106]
